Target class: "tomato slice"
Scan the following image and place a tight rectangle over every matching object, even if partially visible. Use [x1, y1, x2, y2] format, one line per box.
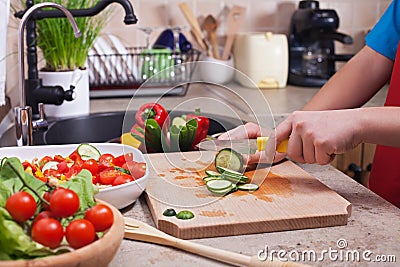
[124, 161, 146, 179]
[82, 159, 99, 176]
[113, 155, 127, 167]
[99, 169, 122, 185]
[112, 174, 134, 186]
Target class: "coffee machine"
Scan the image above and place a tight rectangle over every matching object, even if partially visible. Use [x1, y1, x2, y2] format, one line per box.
[288, 0, 354, 87]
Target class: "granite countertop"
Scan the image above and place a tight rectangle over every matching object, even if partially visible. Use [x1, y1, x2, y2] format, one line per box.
[89, 84, 399, 266]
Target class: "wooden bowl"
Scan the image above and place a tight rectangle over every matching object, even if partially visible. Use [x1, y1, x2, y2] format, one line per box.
[0, 201, 124, 267]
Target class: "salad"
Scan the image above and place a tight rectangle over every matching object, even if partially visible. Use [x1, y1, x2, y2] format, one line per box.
[0, 157, 114, 260]
[21, 143, 146, 189]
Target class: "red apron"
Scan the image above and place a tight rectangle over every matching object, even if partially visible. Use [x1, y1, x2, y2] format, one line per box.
[369, 43, 400, 208]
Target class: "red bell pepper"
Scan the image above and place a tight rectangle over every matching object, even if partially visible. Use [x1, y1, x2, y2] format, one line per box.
[186, 109, 210, 148]
[135, 103, 170, 129]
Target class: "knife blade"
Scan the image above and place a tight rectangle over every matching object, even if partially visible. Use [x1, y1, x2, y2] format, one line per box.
[197, 138, 288, 154]
[197, 139, 258, 154]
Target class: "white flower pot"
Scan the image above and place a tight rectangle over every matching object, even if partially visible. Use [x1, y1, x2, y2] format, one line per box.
[39, 69, 90, 118]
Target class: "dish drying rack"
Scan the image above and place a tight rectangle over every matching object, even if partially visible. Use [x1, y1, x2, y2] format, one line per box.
[87, 47, 201, 98]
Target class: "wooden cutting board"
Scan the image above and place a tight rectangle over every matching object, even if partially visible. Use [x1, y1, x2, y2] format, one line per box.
[144, 151, 351, 239]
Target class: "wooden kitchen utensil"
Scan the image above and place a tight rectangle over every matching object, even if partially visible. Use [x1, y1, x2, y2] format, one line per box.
[221, 5, 246, 60]
[178, 2, 208, 52]
[144, 151, 352, 239]
[124, 217, 308, 267]
[202, 15, 220, 59]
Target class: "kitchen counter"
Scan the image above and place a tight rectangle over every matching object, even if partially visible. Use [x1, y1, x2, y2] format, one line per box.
[88, 84, 399, 266]
[112, 163, 400, 267]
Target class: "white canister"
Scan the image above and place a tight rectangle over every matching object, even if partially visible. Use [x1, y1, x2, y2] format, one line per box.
[233, 32, 288, 89]
[39, 69, 90, 118]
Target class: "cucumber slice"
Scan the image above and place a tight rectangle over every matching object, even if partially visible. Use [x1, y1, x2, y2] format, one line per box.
[214, 148, 243, 173]
[42, 161, 59, 172]
[216, 166, 244, 176]
[238, 183, 259, 191]
[203, 177, 222, 182]
[205, 170, 221, 177]
[208, 187, 233, 195]
[172, 116, 187, 128]
[77, 143, 101, 161]
[221, 174, 248, 184]
[206, 179, 233, 191]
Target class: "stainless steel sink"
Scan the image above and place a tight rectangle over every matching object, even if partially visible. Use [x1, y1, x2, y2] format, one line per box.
[0, 111, 241, 147]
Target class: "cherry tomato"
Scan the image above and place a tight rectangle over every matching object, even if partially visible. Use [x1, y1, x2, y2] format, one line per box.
[50, 188, 80, 218]
[84, 204, 114, 232]
[98, 154, 115, 171]
[42, 191, 51, 211]
[31, 218, 64, 249]
[113, 155, 127, 167]
[56, 161, 69, 174]
[66, 219, 96, 249]
[124, 161, 146, 179]
[33, 211, 54, 224]
[5, 192, 36, 223]
[99, 169, 121, 185]
[92, 174, 101, 185]
[112, 174, 134, 186]
[82, 159, 99, 176]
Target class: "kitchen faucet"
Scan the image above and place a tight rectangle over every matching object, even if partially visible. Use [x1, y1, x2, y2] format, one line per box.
[15, 2, 81, 146]
[14, 0, 138, 118]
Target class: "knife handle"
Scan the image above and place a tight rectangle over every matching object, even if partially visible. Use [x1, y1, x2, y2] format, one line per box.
[276, 139, 288, 153]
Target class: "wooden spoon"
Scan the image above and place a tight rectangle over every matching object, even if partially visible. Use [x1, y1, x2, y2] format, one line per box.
[221, 5, 246, 60]
[202, 15, 220, 59]
[124, 217, 308, 267]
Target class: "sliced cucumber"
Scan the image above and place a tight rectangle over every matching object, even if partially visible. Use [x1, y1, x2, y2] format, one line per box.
[221, 173, 248, 184]
[42, 161, 59, 172]
[203, 176, 222, 182]
[238, 183, 259, 191]
[208, 187, 233, 195]
[216, 166, 244, 176]
[206, 179, 233, 191]
[77, 143, 101, 161]
[214, 148, 243, 173]
[172, 116, 187, 128]
[205, 170, 221, 177]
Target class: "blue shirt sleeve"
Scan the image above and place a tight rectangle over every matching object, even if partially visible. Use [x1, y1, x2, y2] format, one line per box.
[365, 0, 400, 60]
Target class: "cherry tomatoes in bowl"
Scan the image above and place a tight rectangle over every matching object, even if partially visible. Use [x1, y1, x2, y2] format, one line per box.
[66, 219, 96, 249]
[50, 188, 80, 218]
[5, 192, 36, 223]
[84, 204, 114, 232]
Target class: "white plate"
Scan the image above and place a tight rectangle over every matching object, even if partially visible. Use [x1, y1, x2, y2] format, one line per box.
[108, 34, 139, 80]
[0, 143, 149, 209]
[88, 48, 107, 83]
[94, 36, 127, 83]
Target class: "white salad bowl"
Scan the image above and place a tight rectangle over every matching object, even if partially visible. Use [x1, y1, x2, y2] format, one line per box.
[0, 143, 149, 209]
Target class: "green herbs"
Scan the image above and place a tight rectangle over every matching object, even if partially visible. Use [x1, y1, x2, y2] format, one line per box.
[162, 208, 194, 220]
[35, 0, 109, 71]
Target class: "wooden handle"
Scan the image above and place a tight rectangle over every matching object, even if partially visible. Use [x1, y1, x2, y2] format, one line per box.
[209, 31, 220, 59]
[221, 5, 246, 60]
[179, 2, 207, 51]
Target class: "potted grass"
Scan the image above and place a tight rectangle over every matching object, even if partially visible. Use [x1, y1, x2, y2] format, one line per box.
[35, 0, 107, 118]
